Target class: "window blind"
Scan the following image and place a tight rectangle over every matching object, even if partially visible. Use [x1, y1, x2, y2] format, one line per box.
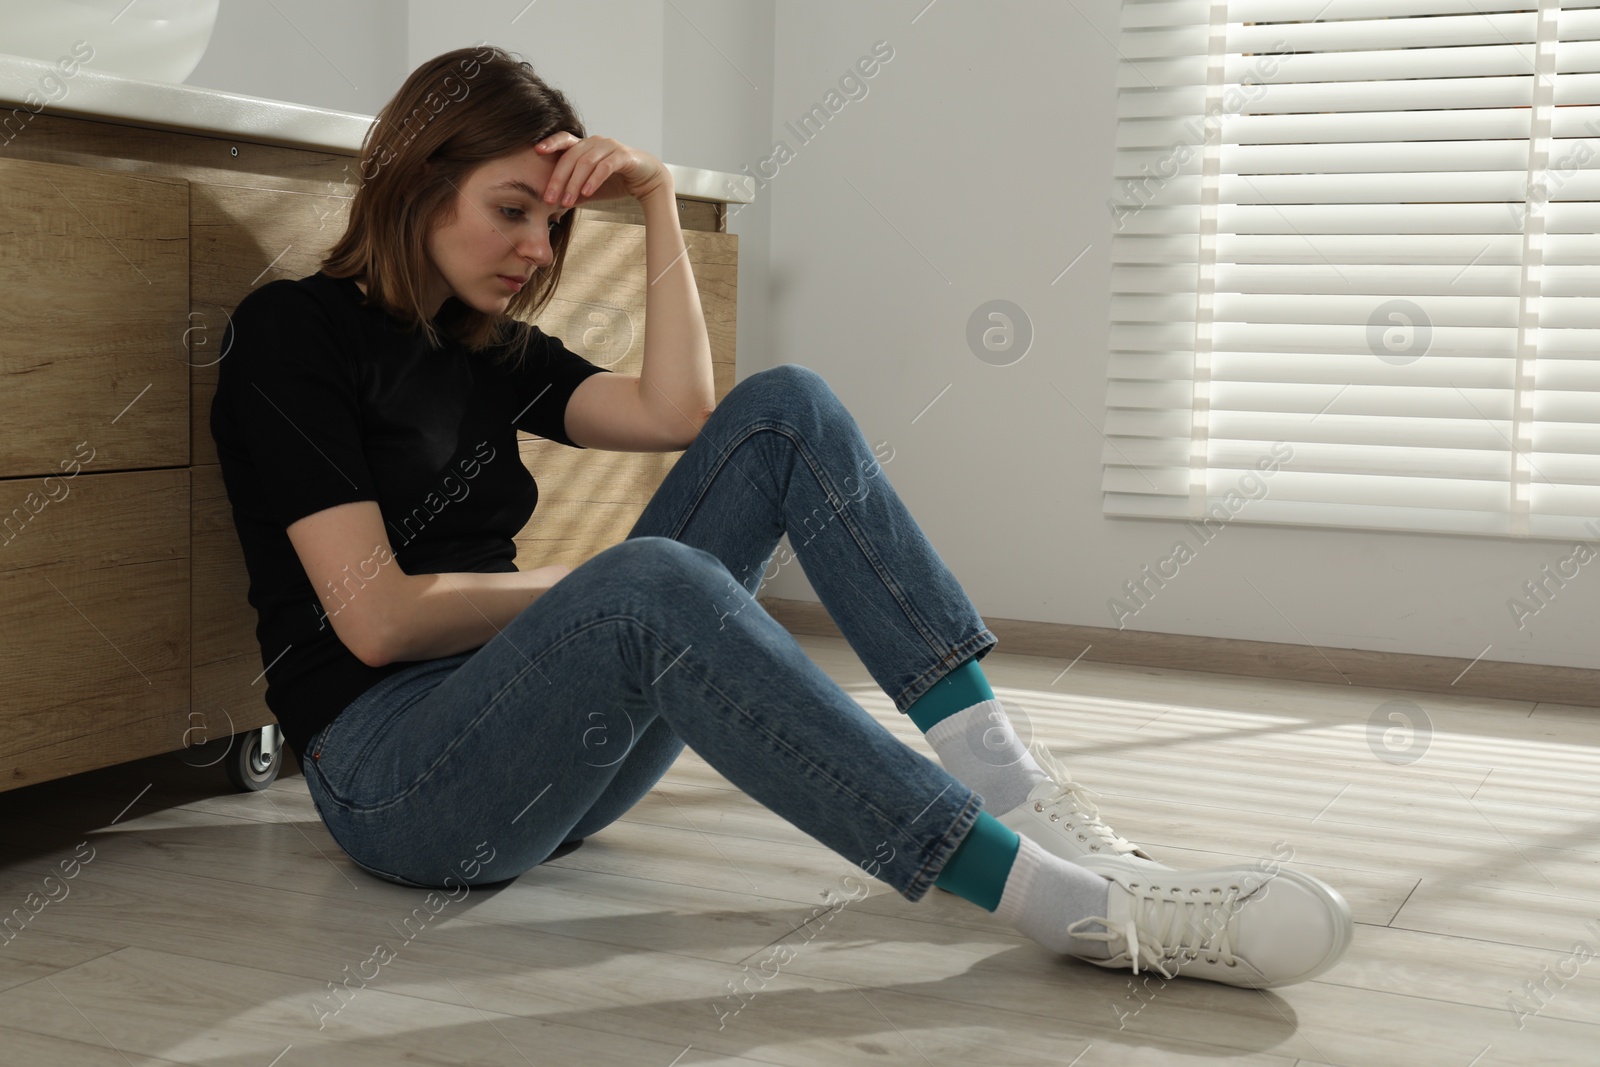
[1104, 0, 1600, 540]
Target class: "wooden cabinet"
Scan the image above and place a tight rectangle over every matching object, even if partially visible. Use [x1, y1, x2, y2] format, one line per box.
[0, 112, 737, 792]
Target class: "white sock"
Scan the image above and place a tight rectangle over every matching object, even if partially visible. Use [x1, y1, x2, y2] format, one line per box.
[993, 834, 1113, 957]
[923, 699, 1050, 815]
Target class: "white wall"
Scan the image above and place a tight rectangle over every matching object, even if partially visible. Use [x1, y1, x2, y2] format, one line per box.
[187, 0, 407, 117]
[663, 0, 776, 400]
[751, 0, 1597, 673]
[185, 0, 1600, 672]
[407, 0, 666, 161]
[191, 0, 667, 150]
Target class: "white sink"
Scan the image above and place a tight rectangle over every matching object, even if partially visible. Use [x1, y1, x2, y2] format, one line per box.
[0, 0, 219, 84]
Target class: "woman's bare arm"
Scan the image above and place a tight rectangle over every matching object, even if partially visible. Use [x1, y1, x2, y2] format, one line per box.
[377, 564, 571, 665]
[637, 176, 716, 430]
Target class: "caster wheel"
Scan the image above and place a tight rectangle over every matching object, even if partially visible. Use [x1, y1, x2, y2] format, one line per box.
[225, 725, 282, 792]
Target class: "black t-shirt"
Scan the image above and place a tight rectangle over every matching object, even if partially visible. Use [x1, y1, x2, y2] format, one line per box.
[209, 269, 612, 764]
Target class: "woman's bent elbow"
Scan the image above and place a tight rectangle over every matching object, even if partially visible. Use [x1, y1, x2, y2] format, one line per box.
[346, 612, 396, 669]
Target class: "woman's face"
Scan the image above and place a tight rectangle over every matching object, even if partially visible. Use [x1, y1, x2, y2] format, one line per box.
[421, 144, 573, 318]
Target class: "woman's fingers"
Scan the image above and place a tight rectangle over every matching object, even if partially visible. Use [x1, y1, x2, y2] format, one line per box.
[543, 137, 602, 205]
[555, 149, 592, 203]
[536, 133, 580, 203]
[535, 135, 651, 205]
[575, 154, 616, 200]
[541, 138, 578, 203]
[558, 145, 620, 205]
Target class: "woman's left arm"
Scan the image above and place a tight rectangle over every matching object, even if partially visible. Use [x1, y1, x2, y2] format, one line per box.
[636, 174, 717, 436]
[536, 133, 717, 441]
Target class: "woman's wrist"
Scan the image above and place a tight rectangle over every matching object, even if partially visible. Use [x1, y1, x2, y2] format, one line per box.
[634, 173, 676, 204]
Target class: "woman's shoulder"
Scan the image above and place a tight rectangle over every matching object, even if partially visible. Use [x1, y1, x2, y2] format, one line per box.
[228, 272, 343, 334]
[220, 273, 356, 378]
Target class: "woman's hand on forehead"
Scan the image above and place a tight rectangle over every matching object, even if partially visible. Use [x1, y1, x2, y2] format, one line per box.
[534, 133, 669, 206]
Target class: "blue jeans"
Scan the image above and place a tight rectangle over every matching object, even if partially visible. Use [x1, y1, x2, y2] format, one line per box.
[301, 364, 997, 902]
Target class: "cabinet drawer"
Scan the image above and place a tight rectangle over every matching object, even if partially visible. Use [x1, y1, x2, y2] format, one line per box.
[0, 156, 188, 479]
[0, 467, 189, 791]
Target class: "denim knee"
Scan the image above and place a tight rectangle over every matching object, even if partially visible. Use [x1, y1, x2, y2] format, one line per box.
[590, 535, 730, 590]
[723, 363, 835, 418]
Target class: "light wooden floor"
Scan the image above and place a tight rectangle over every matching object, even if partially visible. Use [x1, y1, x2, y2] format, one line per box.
[2, 633, 1597, 1066]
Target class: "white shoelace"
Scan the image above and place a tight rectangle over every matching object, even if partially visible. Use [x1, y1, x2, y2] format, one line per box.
[1027, 740, 1145, 857]
[1067, 881, 1246, 979]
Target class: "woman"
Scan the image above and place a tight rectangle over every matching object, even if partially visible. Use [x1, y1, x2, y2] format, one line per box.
[210, 44, 1352, 989]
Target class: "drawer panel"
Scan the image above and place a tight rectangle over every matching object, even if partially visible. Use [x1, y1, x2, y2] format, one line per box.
[0, 156, 189, 479]
[0, 467, 190, 791]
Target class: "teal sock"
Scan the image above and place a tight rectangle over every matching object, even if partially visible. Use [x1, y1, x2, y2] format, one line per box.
[935, 810, 1116, 957]
[907, 653, 1048, 815]
[932, 809, 1020, 912]
[906, 654, 994, 733]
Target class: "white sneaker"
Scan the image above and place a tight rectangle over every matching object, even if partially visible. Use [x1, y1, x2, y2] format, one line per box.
[1067, 858, 1355, 988]
[997, 739, 1168, 871]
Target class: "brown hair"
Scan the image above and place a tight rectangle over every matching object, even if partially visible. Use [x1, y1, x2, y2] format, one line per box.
[320, 44, 585, 368]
